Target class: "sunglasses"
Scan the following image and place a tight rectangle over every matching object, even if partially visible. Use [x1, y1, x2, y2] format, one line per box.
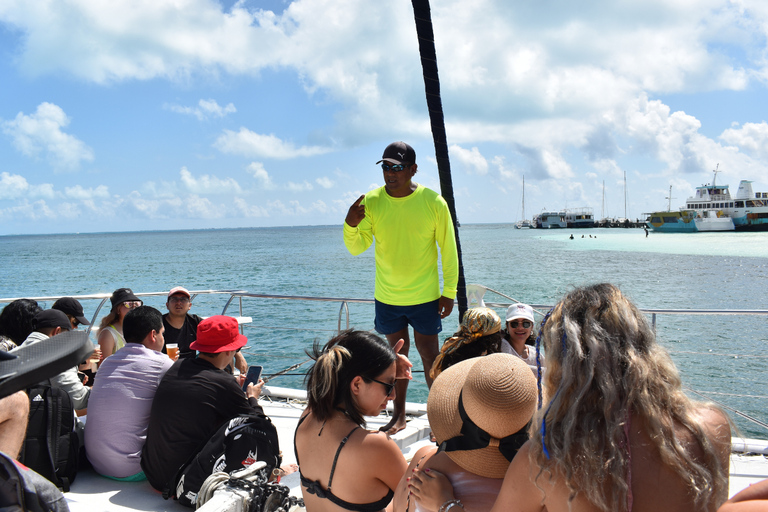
[508, 320, 533, 329]
[122, 301, 142, 309]
[169, 297, 191, 304]
[381, 163, 408, 173]
[369, 378, 396, 396]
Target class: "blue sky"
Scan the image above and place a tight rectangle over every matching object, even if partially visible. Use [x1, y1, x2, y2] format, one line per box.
[2, 0, 768, 235]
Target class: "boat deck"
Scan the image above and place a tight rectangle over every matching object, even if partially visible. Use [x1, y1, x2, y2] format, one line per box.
[64, 386, 768, 511]
[65, 387, 431, 511]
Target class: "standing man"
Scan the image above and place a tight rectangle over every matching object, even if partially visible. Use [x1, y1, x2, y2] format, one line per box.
[344, 141, 458, 434]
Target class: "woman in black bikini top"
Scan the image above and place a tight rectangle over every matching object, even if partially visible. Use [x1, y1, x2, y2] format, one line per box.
[294, 330, 411, 512]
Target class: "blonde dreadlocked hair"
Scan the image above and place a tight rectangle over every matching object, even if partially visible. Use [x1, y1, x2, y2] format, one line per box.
[530, 283, 728, 512]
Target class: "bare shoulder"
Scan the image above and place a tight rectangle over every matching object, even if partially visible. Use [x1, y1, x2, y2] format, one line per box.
[693, 405, 732, 444]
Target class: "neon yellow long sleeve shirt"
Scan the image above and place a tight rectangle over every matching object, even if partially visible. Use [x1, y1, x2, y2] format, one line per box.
[343, 184, 459, 306]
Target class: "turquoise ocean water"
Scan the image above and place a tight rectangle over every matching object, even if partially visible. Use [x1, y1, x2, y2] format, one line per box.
[1, 225, 766, 437]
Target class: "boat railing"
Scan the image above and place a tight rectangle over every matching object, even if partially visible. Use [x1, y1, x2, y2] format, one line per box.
[4, 289, 768, 336]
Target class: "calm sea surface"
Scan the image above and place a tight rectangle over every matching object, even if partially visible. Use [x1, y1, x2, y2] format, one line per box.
[1, 225, 766, 436]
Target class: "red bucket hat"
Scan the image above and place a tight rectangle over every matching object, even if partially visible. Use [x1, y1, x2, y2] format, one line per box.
[190, 316, 247, 353]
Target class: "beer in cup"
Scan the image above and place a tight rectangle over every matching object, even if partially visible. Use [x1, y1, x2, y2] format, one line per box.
[167, 343, 179, 360]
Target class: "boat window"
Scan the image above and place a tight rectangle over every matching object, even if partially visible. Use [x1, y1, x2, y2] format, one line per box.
[747, 201, 755, 207]
[735, 201, 744, 207]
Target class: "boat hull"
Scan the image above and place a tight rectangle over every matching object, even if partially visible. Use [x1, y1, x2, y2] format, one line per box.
[646, 210, 697, 233]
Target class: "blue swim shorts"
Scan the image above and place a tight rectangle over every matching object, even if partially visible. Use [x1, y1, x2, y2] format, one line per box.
[374, 299, 442, 336]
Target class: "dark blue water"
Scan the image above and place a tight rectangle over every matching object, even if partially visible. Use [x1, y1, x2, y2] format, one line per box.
[1, 225, 766, 436]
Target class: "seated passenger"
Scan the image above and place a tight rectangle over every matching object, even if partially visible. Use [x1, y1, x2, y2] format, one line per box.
[413, 284, 732, 512]
[396, 353, 537, 512]
[52, 297, 90, 331]
[85, 305, 173, 480]
[15, 309, 91, 410]
[97, 288, 142, 360]
[141, 315, 265, 493]
[0, 299, 42, 352]
[500, 303, 538, 367]
[508, 284, 732, 512]
[430, 307, 502, 380]
[294, 330, 412, 512]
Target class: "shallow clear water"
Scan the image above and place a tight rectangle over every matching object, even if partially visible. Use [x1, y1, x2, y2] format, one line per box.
[1, 225, 766, 437]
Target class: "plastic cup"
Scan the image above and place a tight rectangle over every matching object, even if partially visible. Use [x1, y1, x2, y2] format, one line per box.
[167, 344, 179, 360]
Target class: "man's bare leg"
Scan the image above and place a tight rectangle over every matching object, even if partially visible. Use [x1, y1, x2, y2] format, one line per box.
[380, 328, 410, 435]
[0, 391, 29, 459]
[413, 331, 439, 389]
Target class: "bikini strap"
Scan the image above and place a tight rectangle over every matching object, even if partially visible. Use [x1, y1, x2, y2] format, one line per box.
[327, 425, 360, 491]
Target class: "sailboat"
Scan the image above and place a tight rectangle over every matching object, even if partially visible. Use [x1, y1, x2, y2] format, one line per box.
[515, 175, 533, 228]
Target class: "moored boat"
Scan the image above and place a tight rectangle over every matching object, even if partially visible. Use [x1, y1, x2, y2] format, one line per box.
[536, 210, 567, 228]
[694, 209, 735, 232]
[646, 209, 697, 232]
[565, 207, 595, 228]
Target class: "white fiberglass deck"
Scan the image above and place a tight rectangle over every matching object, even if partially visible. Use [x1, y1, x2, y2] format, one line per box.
[65, 386, 768, 512]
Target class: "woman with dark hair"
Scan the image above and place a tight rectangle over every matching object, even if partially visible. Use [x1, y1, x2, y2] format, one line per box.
[294, 330, 412, 512]
[500, 303, 538, 367]
[97, 288, 142, 360]
[0, 299, 42, 351]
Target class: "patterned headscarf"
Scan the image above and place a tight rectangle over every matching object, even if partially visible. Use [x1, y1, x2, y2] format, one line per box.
[430, 307, 502, 379]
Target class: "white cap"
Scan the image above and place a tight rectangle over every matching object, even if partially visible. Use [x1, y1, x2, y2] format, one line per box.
[506, 303, 534, 323]
[168, 286, 191, 298]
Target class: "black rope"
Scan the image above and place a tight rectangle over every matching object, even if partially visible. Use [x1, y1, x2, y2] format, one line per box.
[411, 0, 468, 321]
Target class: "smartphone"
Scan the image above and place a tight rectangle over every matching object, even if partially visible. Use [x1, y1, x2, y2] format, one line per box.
[242, 365, 263, 391]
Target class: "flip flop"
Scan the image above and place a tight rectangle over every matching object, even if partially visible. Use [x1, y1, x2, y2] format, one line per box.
[0, 330, 94, 399]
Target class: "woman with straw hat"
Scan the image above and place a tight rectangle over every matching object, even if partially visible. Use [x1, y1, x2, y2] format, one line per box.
[395, 353, 537, 512]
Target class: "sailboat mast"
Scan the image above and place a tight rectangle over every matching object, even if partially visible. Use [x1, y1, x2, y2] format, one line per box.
[522, 175, 525, 221]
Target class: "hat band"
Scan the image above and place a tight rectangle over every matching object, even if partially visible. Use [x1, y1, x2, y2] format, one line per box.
[438, 392, 529, 462]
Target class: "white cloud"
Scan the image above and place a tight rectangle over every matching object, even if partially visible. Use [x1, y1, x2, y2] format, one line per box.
[246, 162, 276, 190]
[1, 103, 94, 170]
[286, 181, 313, 192]
[214, 128, 332, 159]
[719, 122, 768, 160]
[165, 98, 236, 120]
[449, 145, 489, 175]
[64, 184, 110, 200]
[179, 167, 242, 194]
[315, 176, 334, 189]
[233, 197, 269, 218]
[0, 172, 31, 199]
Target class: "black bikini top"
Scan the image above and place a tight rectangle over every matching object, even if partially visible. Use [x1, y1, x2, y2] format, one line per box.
[294, 414, 394, 512]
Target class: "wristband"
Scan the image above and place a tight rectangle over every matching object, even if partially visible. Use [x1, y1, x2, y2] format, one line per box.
[438, 499, 463, 512]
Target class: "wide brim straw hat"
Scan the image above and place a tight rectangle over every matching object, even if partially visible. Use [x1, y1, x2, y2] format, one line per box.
[428, 353, 538, 478]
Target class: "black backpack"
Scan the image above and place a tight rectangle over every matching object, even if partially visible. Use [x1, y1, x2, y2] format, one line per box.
[168, 413, 282, 508]
[19, 383, 80, 492]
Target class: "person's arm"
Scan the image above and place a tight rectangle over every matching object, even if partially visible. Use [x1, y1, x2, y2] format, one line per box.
[234, 351, 248, 374]
[50, 367, 90, 410]
[392, 445, 436, 512]
[367, 431, 408, 493]
[719, 479, 768, 511]
[343, 195, 373, 255]
[489, 442, 546, 512]
[434, 198, 458, 305]
[97, 329, 115, 362]
[409, 468, 455, 512]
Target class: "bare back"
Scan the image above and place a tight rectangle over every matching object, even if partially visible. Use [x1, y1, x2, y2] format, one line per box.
[294, 411, 406, 512]
[492, 408, 731, 512]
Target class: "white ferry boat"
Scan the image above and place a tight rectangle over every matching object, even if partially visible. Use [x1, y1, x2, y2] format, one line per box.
[565, 207, 596, 228]
[648, 167, 768, 232]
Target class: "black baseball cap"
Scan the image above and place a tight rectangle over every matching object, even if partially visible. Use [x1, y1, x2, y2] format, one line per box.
[52, 297, 90, 326]
[110, 288, 141, 309]
[376, 141, 416, 165]
[33, 309, 72, 332]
